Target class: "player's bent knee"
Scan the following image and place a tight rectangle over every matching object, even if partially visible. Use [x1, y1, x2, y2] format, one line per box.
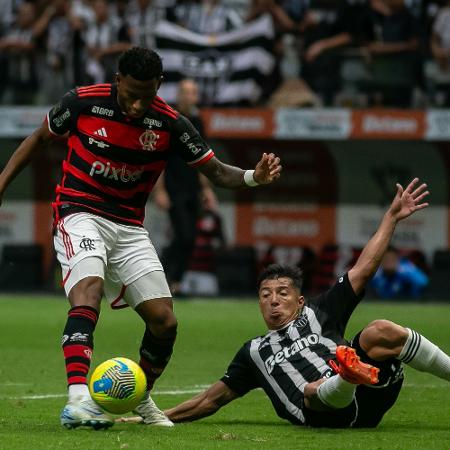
[152, 309, 178, 337]
[360, 320, 408, 358]
[136, 297, 178, 337]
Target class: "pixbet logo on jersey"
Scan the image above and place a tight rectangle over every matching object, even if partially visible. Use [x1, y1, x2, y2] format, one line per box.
[89, 161, 144, 182]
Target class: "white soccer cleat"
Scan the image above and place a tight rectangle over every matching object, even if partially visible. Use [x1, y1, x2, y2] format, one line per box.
[133, 392, 174, 427]
[60, 396, 114, 430]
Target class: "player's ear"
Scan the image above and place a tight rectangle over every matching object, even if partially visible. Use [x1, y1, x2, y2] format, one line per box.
[298, 295, 305, 308]
[157, 76, 163, 89]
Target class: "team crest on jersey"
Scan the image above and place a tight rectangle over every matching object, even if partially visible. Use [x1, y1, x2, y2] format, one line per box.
[139, 129, 158, 151]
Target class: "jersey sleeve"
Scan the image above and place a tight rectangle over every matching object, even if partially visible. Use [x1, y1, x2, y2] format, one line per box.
[46, 89, 78, 136]
[307, 273, 364, 337]
[220, 343, 259, 396]
[170, 114, 215, 168]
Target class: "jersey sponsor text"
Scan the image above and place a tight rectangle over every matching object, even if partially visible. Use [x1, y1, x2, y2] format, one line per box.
[89, 161, 144, 182]
[264, 333, 320, 374]
[91, 106, 114, 117]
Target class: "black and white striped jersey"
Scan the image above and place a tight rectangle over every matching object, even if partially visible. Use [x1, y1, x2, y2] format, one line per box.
[221, 273, 363, 425]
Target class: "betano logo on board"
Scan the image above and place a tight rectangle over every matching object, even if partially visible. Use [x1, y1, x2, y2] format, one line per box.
[352, 110, 425, 139]
[201, 109, 274, 138]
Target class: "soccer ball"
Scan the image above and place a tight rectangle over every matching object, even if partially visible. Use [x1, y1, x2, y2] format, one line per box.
[89, 357, 147, 414]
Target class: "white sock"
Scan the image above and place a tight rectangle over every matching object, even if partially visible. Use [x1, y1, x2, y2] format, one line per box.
[316, 375, 357, 409]
[398, 328, 450, 381]
[68, 383, 90, 400]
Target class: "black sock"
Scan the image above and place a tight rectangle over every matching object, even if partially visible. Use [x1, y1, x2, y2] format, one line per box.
[139, 328, 176, 390]
[62, 306, 98, 386]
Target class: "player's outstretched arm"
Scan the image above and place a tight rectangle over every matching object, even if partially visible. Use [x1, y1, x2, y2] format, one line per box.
[198, 152, 282, 188]
[164, 381, 239, 422]
[0, 123, 54, 205]
[348, 178, 429, 295]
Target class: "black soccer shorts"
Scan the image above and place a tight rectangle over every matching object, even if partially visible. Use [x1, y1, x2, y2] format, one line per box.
[349, 329, 404, 427]
[303, 330, 404, 428]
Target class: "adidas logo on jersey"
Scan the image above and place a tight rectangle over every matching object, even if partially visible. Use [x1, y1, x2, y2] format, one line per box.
[94, 127, 108, 137]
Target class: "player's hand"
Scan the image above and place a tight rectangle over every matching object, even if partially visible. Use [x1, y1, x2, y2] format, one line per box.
[115, 415, 143, 424]
[388, 178, 429, 222]
[254, 152, 282, 185]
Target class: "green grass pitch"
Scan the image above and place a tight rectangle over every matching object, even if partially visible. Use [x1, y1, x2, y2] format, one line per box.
[0, 296, 449, 450]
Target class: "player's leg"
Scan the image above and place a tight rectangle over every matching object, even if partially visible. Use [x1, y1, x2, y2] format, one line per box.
[129, 275, 176, 426]
[307, 330, 404, 428]
[64, 272, 103, 399]
[103, 271, 175, 426]
[346, 329, 404, 427]
[135, 295, 177, 392]
[359, 319, 450, 381]
[55, 213, 114, 429]
[307, 346, 379, 412]
[107, 225, 176, 425]
[319, 319, 450, 427]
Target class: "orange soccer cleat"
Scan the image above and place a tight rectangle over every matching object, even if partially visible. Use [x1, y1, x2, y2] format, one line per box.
[329, 346, 379, 385]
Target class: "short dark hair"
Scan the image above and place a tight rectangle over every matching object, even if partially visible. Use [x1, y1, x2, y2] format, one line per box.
[257, 264, 303, 292]
[118, 47, 163, 81]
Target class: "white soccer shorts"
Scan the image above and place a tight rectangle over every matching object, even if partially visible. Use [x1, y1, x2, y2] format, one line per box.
[54, 212, 171, 308]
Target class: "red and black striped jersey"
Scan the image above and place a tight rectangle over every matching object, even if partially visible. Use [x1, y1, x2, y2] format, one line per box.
[46, 83, 214, 226]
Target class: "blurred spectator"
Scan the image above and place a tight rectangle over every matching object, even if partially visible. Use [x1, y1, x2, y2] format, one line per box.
[70, 0, 95, 85]
[0, 0, 20, 100]
[246, 0, 296, 32]
[370, 247, 429, 299]
[34, 0, 76, 103]
[222, 0, 252, 20]
[153, 79, 217, 296]
[298, 0, 352, 106]
[126, 0, 169, 49]
[280, 0, 310, 23]
[358, 0, 422, 107]
[0, 1, 38, 104]
[167, 0, 242, 34]
[83, 0, 131, 84]
[180, 201, 226, 296]
[244, 0, 297, 103]
[0, 0, 20, 34]
[429, 0, 450, 105]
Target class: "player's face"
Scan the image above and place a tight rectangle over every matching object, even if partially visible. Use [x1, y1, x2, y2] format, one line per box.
[258, 277, 304, 330]
[116, 73, 162, 119]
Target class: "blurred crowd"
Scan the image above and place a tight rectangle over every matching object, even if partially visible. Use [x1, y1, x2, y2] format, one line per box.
[1, 0, 450, 107]
[260, 243, 430, 299]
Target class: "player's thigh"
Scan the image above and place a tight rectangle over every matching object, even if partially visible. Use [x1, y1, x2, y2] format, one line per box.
[104, 270, 175, 333]
[109, 224, 167, 286]
[67, 258, 105, 309]
[54, 213, 112, 297]
[104, 269, 171, 310]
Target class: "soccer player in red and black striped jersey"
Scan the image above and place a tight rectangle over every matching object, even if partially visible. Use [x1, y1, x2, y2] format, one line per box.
[0, 47, 282, 430]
